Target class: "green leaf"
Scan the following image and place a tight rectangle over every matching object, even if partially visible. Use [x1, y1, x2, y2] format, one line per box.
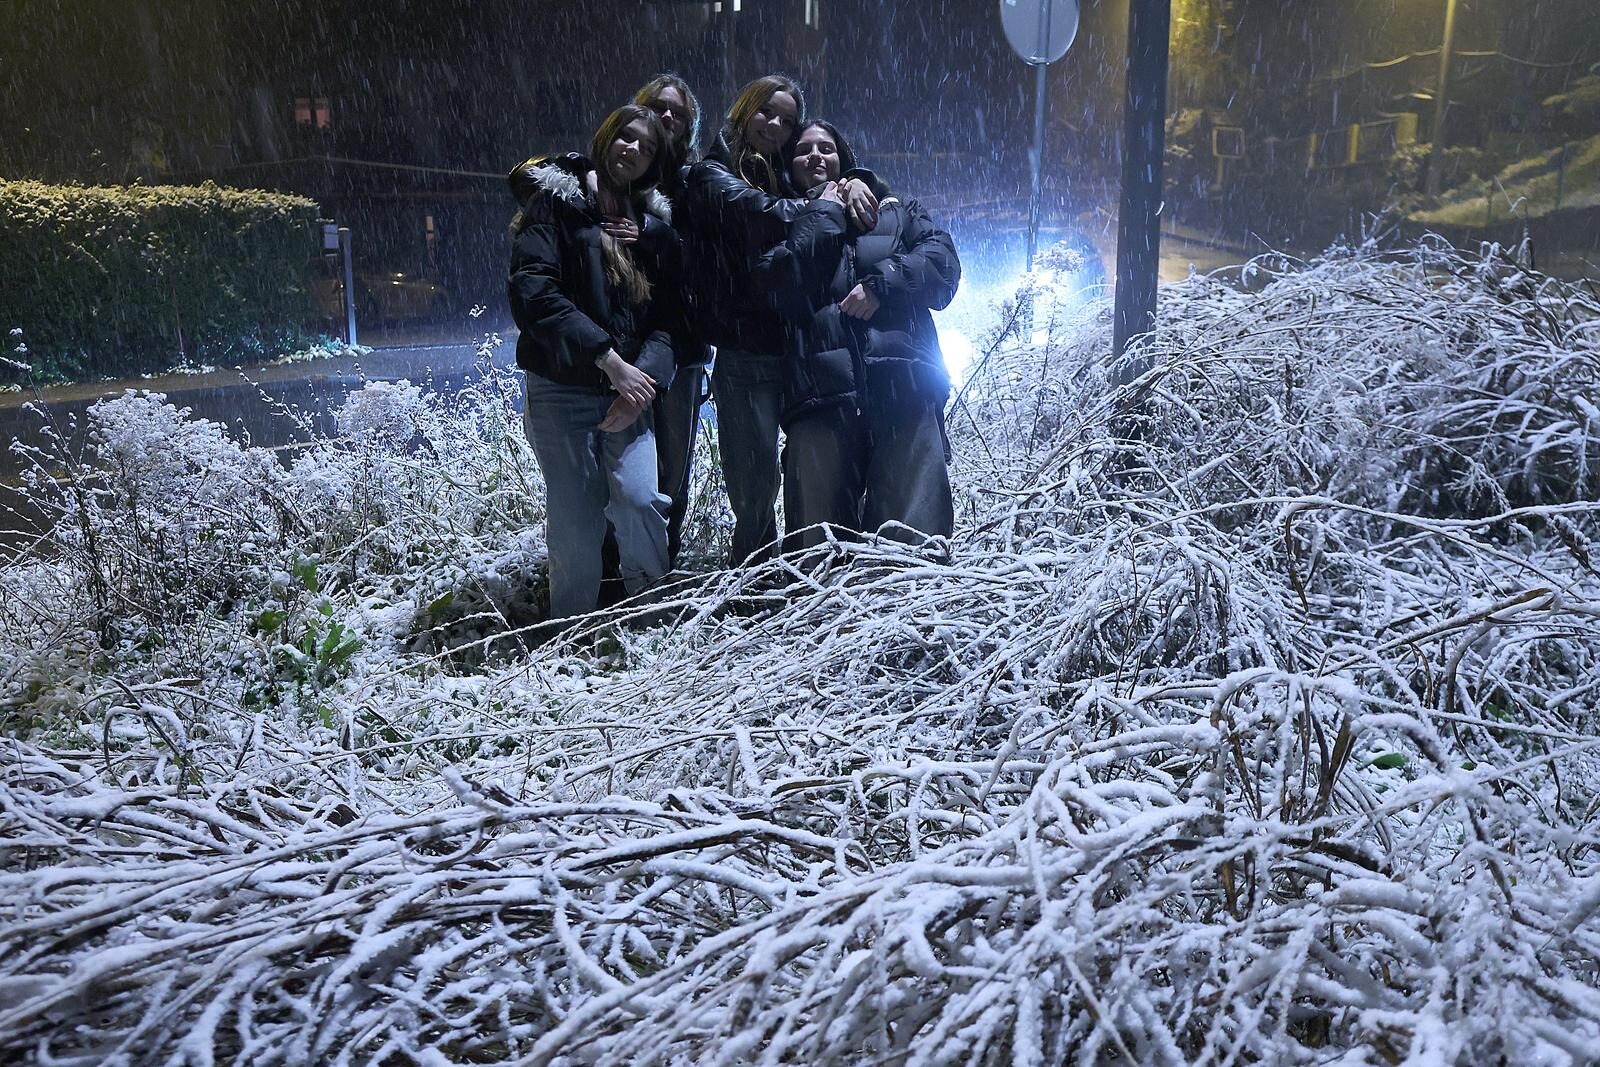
[274, 643, 310, 669]
[293, 560, 320, 595]
[1369, 752, 1408, 770]
[326, 639, 359, 672]
[425, 591, 455, 617]
[251, 608, 286, 634]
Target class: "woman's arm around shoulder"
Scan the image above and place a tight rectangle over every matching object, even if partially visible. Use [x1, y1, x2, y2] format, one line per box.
[685, 157, 809, 230]
[750, 195, 852, 322]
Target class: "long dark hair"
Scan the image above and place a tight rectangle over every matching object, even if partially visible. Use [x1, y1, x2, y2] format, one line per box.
[721, 74, 805, 195]
[588, 104, 668, 305]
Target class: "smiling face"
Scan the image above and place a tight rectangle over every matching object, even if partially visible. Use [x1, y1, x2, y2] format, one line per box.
[646, 85, 691, 146]
[742, 89, 798, 155]
[604, 117, 658, 187]
[790, 124, 842, 192]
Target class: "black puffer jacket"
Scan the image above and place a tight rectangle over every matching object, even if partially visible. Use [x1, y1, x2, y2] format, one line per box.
[507, 154, 679, 390]
[755, 182, 960, 425]
[682, 134, 809, 352]
[665, 160, 714, 369]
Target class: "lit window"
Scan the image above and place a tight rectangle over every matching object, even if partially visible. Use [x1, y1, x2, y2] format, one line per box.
[711, 0, 741, 12]
[805, 0, 820, 28]
[294, 96, 332, 129]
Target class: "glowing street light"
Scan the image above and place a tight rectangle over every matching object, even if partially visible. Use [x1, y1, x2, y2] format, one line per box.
[1424, 0, 1460, 198]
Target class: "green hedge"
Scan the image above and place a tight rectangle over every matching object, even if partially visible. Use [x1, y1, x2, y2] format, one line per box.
[0, 178, 321, 381]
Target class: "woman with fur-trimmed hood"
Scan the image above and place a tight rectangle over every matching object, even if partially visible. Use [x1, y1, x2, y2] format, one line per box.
[507, 104, 681, 619]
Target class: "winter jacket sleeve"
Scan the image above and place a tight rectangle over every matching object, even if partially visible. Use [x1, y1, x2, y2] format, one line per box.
[632, 214, 681, 390]
[859, 199, 961, 314]
[635, 329, 677, 390]
[508, 196, 615, 373]
[686, 159, 809, 251]
[750, 198, 851, 324]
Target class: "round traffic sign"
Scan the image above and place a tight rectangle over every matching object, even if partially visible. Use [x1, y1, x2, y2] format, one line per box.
[1000, 0, 1080, 65]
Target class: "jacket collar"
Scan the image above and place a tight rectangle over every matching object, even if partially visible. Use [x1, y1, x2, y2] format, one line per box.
[512, 153, 672, 223]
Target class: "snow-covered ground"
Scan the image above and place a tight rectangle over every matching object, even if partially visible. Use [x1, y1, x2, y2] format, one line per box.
[3, 239, 1599, 1065]
[1412, 130, 1600, 226]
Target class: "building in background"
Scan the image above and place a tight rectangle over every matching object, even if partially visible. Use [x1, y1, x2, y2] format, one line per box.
[3, 0, 1597, 312]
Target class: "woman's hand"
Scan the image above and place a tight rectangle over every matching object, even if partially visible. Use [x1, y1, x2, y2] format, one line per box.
[598, 350, 656, 409]
[601, 215, 641, 244]
[817, 180, 845, 206]
[599, 393, 650, 433]
[839, 178, 879, 232]
[839, 283, 881, 320]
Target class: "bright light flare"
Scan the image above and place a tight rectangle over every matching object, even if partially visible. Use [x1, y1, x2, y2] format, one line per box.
[932, 316, 977, 381]
[933, 265, 1099, 384]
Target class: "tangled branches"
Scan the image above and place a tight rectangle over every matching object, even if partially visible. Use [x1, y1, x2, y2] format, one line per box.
[2, 240, 1599, 1065]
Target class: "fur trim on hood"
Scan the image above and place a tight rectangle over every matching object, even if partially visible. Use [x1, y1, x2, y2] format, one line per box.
[508, 153, 671, 233]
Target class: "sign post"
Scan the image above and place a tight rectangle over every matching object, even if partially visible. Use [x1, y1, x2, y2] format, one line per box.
[999, 0, 1080, 273]
[338, 226, 357, 348]
[1110, 0, 1171, 370]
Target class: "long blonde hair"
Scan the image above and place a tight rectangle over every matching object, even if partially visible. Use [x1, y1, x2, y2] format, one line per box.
[722, 75, 805, 195]
[588, 104, 667, 306]
[633, 73, 702, 164]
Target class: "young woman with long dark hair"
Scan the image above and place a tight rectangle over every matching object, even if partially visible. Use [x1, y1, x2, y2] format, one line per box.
[507, 104, 679, 618]
[756, 119, 961, 550]
[683, 75, 879, 565]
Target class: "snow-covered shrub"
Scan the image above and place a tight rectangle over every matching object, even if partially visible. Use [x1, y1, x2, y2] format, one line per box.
[31, 390, 295, 642]
[0, 242, 1597, 1065]
[287, 352, 553, 660]
[966, 238, 1600, 520]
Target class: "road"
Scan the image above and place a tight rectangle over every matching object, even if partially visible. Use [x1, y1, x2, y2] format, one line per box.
[0, 340, 510, 470]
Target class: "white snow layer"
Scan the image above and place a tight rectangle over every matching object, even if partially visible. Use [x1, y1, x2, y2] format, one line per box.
[2, 241, 1599, 1065]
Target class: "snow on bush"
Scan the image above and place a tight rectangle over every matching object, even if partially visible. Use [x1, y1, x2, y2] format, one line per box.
[1, 241, 1598, 1065]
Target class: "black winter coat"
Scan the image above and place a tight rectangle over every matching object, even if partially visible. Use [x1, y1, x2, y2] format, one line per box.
[682, 134, 809, 353]
[755, 185, 960, 426]
[664, 160, 714, 369]
[507, 154, 679, 390]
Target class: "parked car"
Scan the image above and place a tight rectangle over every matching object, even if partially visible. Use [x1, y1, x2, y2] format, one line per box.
[308, 262, 450, 323]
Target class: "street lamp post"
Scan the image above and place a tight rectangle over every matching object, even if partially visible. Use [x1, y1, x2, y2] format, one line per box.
[999, 0, 1081, 272]
[1424, 0, 1460, 198]
[722, 0, 737, 107]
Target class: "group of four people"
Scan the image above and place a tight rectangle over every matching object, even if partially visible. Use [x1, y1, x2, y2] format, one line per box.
[508, 73, 962, 618]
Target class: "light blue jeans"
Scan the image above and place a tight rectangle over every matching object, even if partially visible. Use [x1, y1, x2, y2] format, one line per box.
[523, 373, 669, 618]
